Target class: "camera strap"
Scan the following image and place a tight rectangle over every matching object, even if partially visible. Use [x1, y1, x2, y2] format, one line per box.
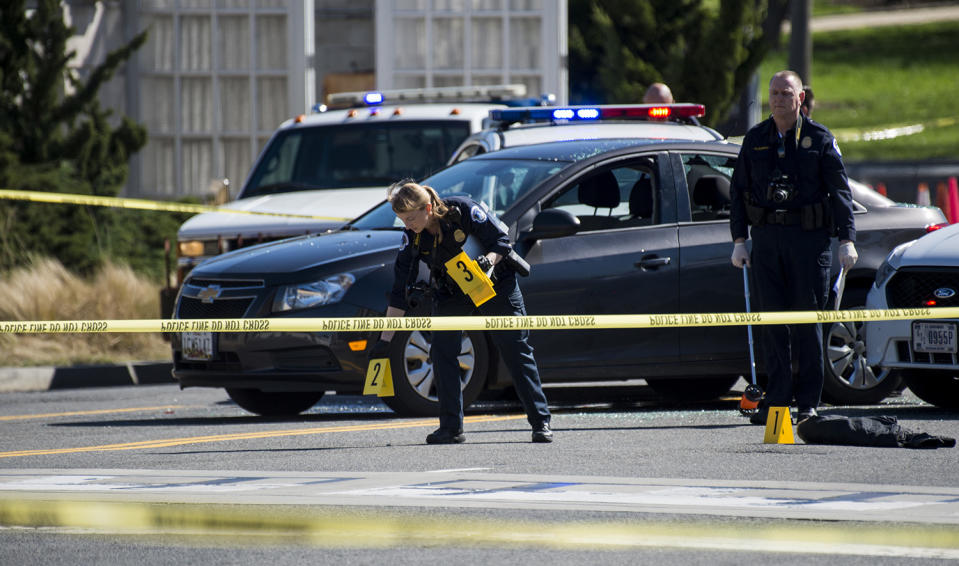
[412, 231, 442, 289]
[776, 115, 803, 159]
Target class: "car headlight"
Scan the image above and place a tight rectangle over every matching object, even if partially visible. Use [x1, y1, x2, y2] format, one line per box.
[178, 240, 205, 257]
[873, 259, 896, 289]
[873, 240, 915, 289]
[272, 273, 357, 312]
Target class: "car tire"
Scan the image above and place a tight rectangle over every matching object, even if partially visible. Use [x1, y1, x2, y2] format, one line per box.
[226, 388, 325, 416]
[822, 305, 902, 405]
[645, 376, 740, 402]
[902, 370, 959, 409]
[382, 329, 489, 417]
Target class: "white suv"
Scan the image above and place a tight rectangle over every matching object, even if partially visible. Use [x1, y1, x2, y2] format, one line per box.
[865, 222, 959, 409]
[173, 85, 528, 286]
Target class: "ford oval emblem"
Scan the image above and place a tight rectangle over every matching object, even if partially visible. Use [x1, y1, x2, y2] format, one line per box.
[934, 287, 956, 299]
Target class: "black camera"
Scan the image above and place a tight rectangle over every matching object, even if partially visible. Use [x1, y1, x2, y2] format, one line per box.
[406, 282, 432, 309]
[767, 171, 796, 204]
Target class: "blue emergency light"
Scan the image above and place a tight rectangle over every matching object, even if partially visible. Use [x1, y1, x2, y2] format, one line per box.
[489, 104, 705, 125]
[363, 92, 384, 105]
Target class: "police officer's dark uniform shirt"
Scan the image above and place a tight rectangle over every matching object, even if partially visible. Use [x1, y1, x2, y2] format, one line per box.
[389, 196, 511, 310]
[730, 113, 856, 242]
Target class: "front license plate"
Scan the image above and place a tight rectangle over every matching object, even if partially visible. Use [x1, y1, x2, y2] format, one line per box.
[181, 332, 215, 361]
[912, 322, 957, 354]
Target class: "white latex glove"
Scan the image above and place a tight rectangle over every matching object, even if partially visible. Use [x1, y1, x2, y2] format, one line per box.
[730, 241, 750, 268]
[839, 241, 858, 270]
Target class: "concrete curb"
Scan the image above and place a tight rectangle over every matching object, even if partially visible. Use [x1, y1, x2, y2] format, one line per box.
[0, 362, 174, 393]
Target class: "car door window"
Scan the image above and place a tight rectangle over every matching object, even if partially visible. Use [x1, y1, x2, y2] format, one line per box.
[681, 153, 736, 222]
[543, 161, 658, 232]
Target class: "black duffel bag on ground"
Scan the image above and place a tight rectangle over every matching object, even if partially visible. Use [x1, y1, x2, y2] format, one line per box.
[797, 415, 956, 449]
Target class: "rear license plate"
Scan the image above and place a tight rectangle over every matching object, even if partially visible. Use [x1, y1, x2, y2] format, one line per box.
[182, 332, 215, 361]
[912, 322, 957, 354]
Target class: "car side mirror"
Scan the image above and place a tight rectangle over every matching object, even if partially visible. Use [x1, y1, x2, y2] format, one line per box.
[521, 209, 580, 241]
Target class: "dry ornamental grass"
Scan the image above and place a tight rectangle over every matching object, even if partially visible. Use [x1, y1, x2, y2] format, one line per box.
[0, 258, 169, 366]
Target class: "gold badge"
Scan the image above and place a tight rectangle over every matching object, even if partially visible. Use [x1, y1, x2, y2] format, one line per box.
[454, 229, 466, 243]
[801, 136, 812, 149]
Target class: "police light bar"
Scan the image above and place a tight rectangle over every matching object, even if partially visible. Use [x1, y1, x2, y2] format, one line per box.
[326, 84, 528, 108]
[363, 92, 384, 105]
[489, 104, 706, 124]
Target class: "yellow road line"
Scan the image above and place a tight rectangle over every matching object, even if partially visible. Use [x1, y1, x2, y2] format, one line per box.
[0, 406, 186, 422]
[0, 414, 525, 459]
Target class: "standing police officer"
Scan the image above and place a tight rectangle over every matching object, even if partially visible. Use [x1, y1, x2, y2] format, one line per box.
[729, 70, 858, 424]
[369, 180, 553, 444]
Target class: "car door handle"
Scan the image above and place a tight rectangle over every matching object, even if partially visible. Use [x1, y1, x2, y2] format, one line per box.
[636, 255, 671, 270]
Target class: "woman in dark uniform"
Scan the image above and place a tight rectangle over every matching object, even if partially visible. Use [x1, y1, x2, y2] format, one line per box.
[369, 180, 552, 445]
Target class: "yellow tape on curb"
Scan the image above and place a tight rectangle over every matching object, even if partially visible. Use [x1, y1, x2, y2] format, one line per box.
[0, 307, 957, 334]
[0, 189, 350, 221]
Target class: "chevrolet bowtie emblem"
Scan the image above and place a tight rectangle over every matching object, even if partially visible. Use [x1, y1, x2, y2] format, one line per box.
[197, 284, 222, 303]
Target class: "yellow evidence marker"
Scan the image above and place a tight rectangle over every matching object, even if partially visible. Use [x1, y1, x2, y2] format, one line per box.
[364, 358, 393, 397]
[763, 406, 795, 444]
[444, 251, 496, 307]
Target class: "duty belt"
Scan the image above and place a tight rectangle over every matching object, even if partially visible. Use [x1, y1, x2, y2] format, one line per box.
[764, 209, 803, 226]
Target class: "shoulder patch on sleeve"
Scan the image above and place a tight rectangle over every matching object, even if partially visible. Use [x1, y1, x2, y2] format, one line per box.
[399, 232, 409, 251]
[833, 137, 842, 156]
[470, 205, 488, 223]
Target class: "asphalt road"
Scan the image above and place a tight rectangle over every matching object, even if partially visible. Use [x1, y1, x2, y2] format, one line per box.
[1, 382, 957, 565]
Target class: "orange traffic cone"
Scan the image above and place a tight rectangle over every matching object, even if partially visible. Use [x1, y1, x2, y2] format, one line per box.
[936, 181, 951, 221]
[948, 177, 959, 224]
[916, 182, 931, 206]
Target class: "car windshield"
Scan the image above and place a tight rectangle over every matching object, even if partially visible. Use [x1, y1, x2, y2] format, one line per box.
[349, 157, 567, 230]
[242, 120, 472, 198]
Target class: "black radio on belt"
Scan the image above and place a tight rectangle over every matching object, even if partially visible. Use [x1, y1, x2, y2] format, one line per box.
[767, 170, 797, 204]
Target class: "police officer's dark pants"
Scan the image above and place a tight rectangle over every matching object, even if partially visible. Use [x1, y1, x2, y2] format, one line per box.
[750, 224, 831, 410]
[431, 276, 551, 432]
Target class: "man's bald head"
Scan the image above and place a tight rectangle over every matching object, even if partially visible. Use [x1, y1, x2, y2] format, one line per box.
[643, 83, 674, 104]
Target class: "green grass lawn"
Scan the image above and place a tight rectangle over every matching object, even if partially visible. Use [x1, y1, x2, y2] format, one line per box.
[759, 20, 959, 161]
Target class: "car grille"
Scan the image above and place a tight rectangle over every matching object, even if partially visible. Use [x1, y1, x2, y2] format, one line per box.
[175, 351, 242, 372]
[885, 268, 959, 308]
[895, 340, 959, 366]
[174, 347, 340, 373]
[272, 348, 341, 371]
[187, 278, 264, 289]
[177, 297, 255, 319]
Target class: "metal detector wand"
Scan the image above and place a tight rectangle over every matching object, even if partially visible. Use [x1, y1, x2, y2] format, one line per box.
[740, 264, 763, 415]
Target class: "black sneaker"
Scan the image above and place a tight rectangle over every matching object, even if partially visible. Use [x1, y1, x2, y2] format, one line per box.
[796, 407, 818, 423]
[749, 408, 769, 426]
[426, 428, 465, 445]
[532, 422, 553, 443]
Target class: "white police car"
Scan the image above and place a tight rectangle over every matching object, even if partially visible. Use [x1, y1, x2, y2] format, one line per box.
[173, 84, 528, 287]
[865, 222, 959, 408]
[448, 103, 724, 163]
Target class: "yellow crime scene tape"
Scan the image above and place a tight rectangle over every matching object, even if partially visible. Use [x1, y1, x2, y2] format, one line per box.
[0, 188, 351, 221]
[1, 307, 957, 334]
[0, 498, 958, 556]
[832, 115, 959, 143]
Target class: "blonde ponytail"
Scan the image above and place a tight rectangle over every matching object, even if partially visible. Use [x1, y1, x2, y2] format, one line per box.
[387, 179, 449, 218]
